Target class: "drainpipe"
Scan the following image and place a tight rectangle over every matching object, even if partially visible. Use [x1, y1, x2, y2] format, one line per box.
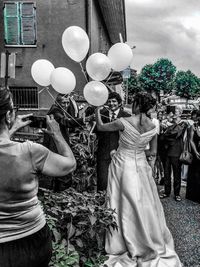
[85, 0, 92, 56]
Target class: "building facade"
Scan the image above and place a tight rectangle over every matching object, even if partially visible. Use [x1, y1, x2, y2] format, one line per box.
[0, 0, 126, 114]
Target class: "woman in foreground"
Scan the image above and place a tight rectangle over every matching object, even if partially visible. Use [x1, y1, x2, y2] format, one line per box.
[96, 92, 181, 267]
[0, 87, 76, 267]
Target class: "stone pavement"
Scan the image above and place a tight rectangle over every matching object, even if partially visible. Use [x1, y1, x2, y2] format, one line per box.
[160, 185, 200, 267]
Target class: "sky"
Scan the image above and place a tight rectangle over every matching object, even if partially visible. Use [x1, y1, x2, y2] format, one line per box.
[125, 0, 200, 77]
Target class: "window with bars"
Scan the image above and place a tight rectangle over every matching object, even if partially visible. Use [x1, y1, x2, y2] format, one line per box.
[3, 2, 37, 46]
[10, 87, 39, 109]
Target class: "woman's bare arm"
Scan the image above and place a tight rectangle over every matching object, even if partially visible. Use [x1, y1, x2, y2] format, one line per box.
[42, 115, 76, 176]
[95, 107, 124, 132]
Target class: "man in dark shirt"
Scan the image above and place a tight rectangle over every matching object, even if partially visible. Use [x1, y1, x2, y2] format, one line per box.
[160, 108, 187, 201]
[43, 93, 92, 191]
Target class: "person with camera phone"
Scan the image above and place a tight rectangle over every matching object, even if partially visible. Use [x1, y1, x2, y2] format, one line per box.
[0, 88, 76, 267]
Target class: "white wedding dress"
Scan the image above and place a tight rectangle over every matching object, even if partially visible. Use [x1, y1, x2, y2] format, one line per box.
[104, 118, 182, 267]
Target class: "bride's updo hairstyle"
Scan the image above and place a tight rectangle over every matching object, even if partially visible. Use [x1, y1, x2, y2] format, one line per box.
[132, 92, 156, 115]
[0, 87, 13, 125]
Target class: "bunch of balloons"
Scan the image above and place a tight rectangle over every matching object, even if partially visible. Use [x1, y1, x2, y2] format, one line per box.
[31, 59, 76, 95]
[31, 26, 133, 106]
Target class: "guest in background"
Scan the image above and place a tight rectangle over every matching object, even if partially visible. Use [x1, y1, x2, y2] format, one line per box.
[95, 92, 131, 191]
[181, 109, 198, 183]
[146, 108, 159, 182]
[156, 110, 166, 185]
[43, 93, 92, 191]
[186, 110, 200, 203]
[67, 92, 79, 118]
[160, 107, 187, 202]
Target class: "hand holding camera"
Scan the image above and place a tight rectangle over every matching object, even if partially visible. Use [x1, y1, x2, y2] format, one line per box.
[29, 115, 47, 129]
[43, 114, 61, 137]
[9, 113, 33, 136]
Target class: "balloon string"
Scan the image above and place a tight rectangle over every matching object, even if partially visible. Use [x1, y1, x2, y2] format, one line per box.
[105, 71, 114, 85]
[44, 87, 85, 129]
[79, 62, 88, 83]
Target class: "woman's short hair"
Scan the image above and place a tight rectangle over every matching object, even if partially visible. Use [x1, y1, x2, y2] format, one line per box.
[108, 92, 122, 104]
[132, 92, 156, 114]
[0, 87, 13, 122]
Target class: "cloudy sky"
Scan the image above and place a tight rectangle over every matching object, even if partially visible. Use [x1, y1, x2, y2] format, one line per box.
[125, 0, 200, 77]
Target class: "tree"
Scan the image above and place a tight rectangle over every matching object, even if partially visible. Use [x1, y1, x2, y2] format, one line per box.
[138, 64, 155, 93]
[139, 58, 176, 100]
[126, 73, 142, 103]
[174, 70, 200, 99]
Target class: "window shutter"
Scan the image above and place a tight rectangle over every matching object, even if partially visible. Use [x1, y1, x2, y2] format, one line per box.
[4, 3, 20, 45]
[20, 3, 36, 45]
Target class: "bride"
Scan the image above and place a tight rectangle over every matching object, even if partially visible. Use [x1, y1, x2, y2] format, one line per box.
[95, 92, 181, 267]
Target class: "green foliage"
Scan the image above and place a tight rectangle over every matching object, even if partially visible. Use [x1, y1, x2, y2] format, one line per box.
[174, 70, 200, 98]
[70, 128, 97, 192]
[139, 64, 155, 92]
[39, 127, 98, 192]
[39, 188, 117, 266]
[123, 75, 142, 103]
[139, 58, 176, 95]
[50, 242, 79, 267]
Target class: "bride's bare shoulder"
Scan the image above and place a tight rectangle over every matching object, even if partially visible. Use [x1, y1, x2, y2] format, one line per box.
[145, 117, 156, 131]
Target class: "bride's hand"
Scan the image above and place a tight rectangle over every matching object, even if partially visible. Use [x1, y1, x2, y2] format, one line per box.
[96, 106, 104, 112]
[95, 106, 104, 117]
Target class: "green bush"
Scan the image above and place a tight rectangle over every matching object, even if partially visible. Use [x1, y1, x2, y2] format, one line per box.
[39, 188, 117, 267]
[70, 129, 97, 192]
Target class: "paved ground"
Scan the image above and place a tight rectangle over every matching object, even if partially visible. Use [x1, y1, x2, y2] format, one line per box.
[159, 184, 200, 267]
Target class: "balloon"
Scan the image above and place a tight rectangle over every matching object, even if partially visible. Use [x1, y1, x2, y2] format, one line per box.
[50, 67, 76, 94]
[83, 81, 108, 106]
[31, 59, 54, 86]
[62, 26, 89, 62]
[86, 53, 111, 81]
[108, 43, 133, 71]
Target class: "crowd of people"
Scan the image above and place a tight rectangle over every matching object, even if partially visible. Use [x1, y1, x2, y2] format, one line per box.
[152, 107, 200, 204]
[0, 86, 199, 266]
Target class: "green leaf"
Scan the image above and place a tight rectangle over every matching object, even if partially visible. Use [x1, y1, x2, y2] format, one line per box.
[88, 215, 97, 225]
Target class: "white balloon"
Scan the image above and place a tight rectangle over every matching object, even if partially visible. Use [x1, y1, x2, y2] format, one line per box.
[31, 59, 55, 86]
[108, 43, 133, 71]
[62, 26, 90, 62]
[83, 81, 108, 106]
[50, 67, 76, 94]
[86, 53, 111, 81]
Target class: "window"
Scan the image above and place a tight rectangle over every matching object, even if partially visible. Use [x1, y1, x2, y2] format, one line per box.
[4, 2, 37, 47]
[10, 86, 39, 109]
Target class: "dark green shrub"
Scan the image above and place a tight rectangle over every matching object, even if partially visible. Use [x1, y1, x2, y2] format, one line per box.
[39, 187, 117, 266]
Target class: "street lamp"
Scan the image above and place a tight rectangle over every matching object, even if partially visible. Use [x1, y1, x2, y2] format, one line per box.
[122, 45, 136, 104]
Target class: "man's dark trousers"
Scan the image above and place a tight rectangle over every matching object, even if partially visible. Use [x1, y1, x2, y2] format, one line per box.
[164, 156, 182, 196]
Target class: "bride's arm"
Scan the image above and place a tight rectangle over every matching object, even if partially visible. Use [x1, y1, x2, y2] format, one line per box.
[95, 106, 124, 132]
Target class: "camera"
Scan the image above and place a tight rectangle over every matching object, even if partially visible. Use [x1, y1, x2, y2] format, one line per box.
[29, 115, 47, 128]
